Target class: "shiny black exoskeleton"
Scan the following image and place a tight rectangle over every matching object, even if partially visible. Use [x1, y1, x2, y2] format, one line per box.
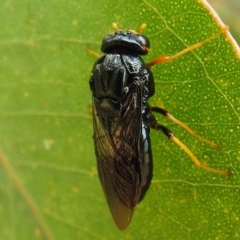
[89, 24, 230, 231]
[89, 29, 155, 230]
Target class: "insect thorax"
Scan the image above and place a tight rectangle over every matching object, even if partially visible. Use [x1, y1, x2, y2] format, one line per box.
[90, 54, 153, 118]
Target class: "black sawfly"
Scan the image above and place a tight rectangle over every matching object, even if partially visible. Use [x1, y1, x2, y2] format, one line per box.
[89, 23, 230, 230]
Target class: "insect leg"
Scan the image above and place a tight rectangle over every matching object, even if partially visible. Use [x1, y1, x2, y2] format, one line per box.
[150, 106, 218, 149]
[150, 113, 230, 177]
[86, 49, 101, 58]
[146, 26, 227, 67]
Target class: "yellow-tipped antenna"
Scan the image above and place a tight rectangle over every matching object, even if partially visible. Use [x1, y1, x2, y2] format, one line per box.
[112, 23, 147, 34]
[138, 23, 147, 33]
[112, 22, 120, 31]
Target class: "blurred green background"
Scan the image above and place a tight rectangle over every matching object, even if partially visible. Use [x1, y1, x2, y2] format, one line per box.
[208, 0, 240, 43]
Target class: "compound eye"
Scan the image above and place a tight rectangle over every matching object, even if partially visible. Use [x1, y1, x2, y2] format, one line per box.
[137, 35, 150, 49]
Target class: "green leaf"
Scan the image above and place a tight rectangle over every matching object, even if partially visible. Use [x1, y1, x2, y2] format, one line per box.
[0, 0, 240, 239]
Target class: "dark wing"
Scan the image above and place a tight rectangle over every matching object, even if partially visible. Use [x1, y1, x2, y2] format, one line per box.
[93, 82, 142, 230]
